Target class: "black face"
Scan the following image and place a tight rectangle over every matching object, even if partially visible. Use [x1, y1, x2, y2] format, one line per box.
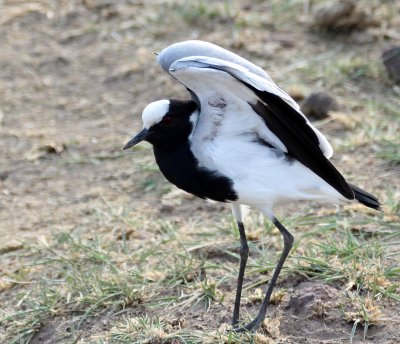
[145, 99, 197, 145]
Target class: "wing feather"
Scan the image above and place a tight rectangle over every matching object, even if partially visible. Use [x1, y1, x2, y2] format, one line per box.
[248, 95, 354, 199]
[164, 55, 354, 200]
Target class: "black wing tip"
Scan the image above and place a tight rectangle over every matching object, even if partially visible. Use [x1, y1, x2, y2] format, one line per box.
[349, 183, 381, 211]
[249, 97, 355, 200]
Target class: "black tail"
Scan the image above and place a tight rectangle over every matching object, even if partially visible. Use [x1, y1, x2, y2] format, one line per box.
[349, 183, 381, 210]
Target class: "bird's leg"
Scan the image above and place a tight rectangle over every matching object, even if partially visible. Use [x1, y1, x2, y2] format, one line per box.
[230, 204, 249, 326]
[235, 216, 294, 333]
[232, 220, 249, 326]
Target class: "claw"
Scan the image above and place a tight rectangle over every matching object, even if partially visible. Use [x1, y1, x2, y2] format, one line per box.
[232, 318, 259, 333]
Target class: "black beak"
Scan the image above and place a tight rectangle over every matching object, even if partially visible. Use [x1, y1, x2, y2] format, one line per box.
[123, 128, 150, 150]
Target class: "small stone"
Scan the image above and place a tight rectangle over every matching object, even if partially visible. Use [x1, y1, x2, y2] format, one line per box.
[159, 204, 174, 213]
[313, 0, 355, 30]
[312, 0, 377, 32]
[382, 46, 400, 84]
[0, 171, 9, 181]
[301, 92, 339, 119]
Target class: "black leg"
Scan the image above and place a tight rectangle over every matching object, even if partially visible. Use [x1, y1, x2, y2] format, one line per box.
[232, 221, 249, 326]
[235, 217, 294, 332]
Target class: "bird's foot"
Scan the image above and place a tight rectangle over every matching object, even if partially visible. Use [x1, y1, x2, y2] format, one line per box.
[232, 317, 260, 333]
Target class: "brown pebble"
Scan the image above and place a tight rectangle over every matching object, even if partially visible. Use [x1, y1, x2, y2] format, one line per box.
[312, 0, 377, 32]
[159, 204, 174, 213]
[382, 46, 400, 84]
[0, 171, 9, 181]
[301, 92, 339, 119]
[313, 0, 355, 29]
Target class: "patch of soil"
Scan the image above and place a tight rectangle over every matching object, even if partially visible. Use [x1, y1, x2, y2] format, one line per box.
[1, 1, 399, 343]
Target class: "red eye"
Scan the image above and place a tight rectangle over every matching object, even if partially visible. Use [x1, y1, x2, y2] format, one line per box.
[162, 115, 172, 124]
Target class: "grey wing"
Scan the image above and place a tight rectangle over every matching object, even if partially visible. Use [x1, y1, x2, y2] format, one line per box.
[157, 40, 273, 81]
[157, 46, 353, 199]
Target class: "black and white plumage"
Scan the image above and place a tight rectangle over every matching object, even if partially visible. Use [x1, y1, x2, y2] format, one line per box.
[124, 40, 380, 332]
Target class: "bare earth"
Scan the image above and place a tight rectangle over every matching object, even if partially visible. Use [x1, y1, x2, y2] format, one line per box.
[1, 1, 399, 343]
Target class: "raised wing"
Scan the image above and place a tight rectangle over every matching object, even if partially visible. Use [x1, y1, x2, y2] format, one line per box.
[161, 53, 354, 200]
[157, 40, 274, 82]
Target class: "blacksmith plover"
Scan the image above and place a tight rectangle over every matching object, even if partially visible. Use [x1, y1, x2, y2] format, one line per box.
[123, 40, 380, 332]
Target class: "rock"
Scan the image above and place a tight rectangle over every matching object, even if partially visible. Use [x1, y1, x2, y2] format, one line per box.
[314, 1, 355, 28]
[0, 170, 9, 181]
[382, 46, 400, 84]
[312, 0, 378, 32]
[301, 92, 339, 119]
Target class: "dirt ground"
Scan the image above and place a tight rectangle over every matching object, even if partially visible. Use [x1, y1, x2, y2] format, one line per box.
[1, 1, 400, 343]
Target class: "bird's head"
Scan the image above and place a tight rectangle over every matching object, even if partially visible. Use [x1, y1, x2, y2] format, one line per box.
[123, 99, 198, 150]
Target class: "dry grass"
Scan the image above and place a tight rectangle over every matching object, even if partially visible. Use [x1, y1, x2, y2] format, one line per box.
[0, 0, 399, 343]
